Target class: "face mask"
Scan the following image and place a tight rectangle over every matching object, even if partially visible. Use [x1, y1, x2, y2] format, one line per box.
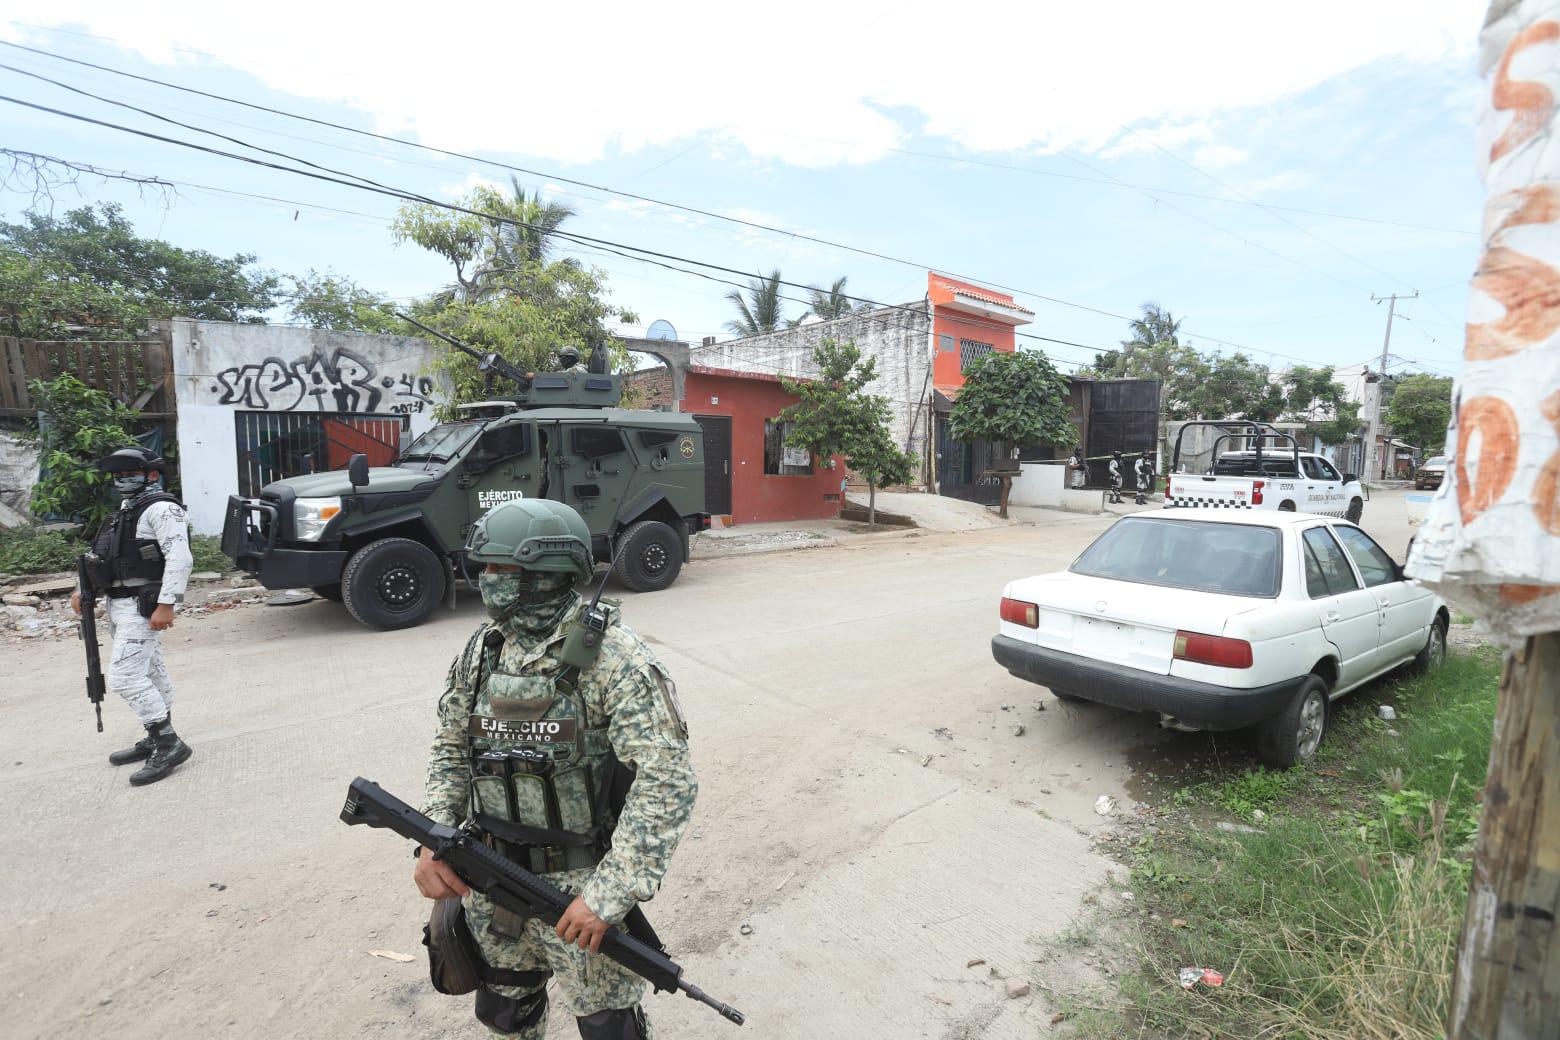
[113, 474, 149, 498]
[479, 571, 578, 642]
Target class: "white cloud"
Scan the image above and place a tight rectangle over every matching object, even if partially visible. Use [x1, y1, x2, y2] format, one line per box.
[3, 1, 1482, 168]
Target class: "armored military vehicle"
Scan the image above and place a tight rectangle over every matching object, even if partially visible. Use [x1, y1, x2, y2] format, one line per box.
[221, 322, 708, 630]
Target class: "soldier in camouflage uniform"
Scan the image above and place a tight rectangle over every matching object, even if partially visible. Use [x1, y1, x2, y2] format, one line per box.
[415, 499, 696, 1039]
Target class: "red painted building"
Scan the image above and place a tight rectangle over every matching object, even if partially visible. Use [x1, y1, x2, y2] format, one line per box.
[629, 364, 845, 525]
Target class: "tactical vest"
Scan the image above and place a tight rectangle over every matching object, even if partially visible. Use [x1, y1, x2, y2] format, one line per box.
[87, 491, 181, 593]
[465, 615, 630, 876]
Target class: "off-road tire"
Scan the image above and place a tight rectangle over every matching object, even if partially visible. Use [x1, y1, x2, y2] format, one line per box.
[1345, 497, 1364, 523]
[612, 520, 683, 593]
[1278, 501, 1297, 512]
[311, 583, 343, 601]
[342, 538, 444, 630]
[1411, 616, 1448, 674]
[1256, 675, 1329, 768]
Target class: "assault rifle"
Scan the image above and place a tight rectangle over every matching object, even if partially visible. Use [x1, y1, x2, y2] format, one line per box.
[75, 554, 107, 732]
[396, 312, 534, 392]
[340, 777, 745, 1026]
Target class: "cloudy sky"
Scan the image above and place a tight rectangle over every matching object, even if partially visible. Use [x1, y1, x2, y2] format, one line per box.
[0, 2, 1488, 376]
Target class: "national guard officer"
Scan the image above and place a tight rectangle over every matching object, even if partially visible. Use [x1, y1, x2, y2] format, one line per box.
[556, 346, 587, 373]
[1068, 446, 1087, 490]
[416, 500, 696, 1039]
[71, 446, 195, 786]
[1108, 450, 1125, 504]
[1134, 454, 1155, 505]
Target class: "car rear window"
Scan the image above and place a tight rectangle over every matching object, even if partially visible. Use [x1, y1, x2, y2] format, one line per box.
[1070, 517, 1282, 598]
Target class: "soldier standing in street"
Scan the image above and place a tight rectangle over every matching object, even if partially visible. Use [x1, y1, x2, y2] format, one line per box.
[1068, 446, 1087, 490]
[1108, 450, 1125, 504]
[71, 446, 195, 785]
[416, 499, 696, 1039]
[1134, 454, 1155, 505]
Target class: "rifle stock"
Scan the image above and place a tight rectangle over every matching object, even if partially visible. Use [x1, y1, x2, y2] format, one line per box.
[340, 777, 744, 1026]
[75, 554, 106, 732]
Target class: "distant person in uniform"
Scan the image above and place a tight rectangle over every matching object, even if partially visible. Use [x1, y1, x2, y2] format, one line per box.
[1134, 455, 1155, 505]
[1069, 447, 1087, 490]
[1108, 450, 1124, 504]
[557, 346, 587, 373]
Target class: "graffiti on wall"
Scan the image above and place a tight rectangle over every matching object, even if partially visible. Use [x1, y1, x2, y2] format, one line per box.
[209, 347, 435, 414]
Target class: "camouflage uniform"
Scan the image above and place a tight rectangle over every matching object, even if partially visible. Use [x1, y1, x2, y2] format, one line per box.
[424, 595, 696, 1035]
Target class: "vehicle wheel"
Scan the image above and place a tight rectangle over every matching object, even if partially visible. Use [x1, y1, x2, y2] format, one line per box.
[1256, 675, 1329, 768]
[1278, 501, 1296, 512]
[1411, 616, 1448, 674]
[1345, 497, 1364, 523]
[311, 583, 343, 601]
[612, 520, 683, 593]
[341, 538, 444, 630]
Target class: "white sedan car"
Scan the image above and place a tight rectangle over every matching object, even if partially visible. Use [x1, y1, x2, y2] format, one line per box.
[991, 510, 1448, 766]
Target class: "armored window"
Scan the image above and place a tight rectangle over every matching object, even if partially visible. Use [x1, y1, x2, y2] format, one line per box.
[764, 419, 813, 476]
[466, 423, 531, 471]
[571, 426, 627, 460]
[959, 339, 995, 372]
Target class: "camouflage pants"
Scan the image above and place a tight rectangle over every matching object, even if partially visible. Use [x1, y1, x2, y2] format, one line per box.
[106, 597, 174, 725]
[465, 884, 651, 1037]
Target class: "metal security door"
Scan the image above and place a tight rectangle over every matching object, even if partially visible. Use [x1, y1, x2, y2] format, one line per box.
[235, 411, 403, 496]
[693, 414, 732, 515]
[1085, 379, 1160, 486]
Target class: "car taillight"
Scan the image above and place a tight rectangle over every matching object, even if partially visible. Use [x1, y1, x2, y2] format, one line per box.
[1173, 630, 1253, 668]
[1251, 480, 1264, 505]
[1000, 597, 1039, 628]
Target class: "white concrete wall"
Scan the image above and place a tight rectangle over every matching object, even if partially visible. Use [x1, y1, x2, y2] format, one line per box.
[169, 320, 444, 534]
[0, 430, 40, 517]
[1007, 461, 1065, 507]
[688, 303, 934, 481]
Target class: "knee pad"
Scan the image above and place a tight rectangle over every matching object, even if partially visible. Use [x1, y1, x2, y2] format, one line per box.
[575, 1005, 648, 1040]
[475, 985, 548, 1035]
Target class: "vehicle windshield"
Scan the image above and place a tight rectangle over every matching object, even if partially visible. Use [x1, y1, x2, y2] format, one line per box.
[1424, 456, 1448, 467]
[1071, 517, 1282, 598]
[396, 421, 483, 463]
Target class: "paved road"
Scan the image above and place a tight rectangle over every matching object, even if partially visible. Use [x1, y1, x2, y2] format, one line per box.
[0, 493, 1418, 1038]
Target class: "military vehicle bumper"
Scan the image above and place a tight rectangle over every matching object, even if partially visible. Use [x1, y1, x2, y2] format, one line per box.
[222, 494, 347, 589]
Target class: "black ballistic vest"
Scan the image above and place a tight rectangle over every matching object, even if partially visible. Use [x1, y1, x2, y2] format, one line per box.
[89, 492, 181, 588]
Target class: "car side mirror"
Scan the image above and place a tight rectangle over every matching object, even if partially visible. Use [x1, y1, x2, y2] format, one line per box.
[348, 453, 370, 487]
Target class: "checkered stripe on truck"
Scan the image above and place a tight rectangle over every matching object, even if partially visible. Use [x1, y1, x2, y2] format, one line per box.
[1165, 496, 1251, 509]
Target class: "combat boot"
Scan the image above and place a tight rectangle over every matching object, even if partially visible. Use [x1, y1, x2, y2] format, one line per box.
[108, 713, 171, 765]
[128, 718, 192, 786]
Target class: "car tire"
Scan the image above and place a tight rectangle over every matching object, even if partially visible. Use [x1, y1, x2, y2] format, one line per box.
[1278, 501, 1296, 512]
[311, 583, 343, 601]
[1345, 497, 1364, 523]
[612, 520, 683, 593]
[1256, 675, 1329, 768]
[341, 537, 444, 630]
[1411, 616, 1448, 674]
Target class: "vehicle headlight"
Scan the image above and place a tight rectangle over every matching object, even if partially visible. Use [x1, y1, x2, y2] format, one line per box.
[293, 497, 342, 541]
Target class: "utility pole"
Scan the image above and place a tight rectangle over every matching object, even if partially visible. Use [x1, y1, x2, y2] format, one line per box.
[1369, 290, 1417, 480]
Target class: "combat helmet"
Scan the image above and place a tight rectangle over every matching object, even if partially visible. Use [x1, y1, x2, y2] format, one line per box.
[465, 500, 594, 583]
[100, 445, 165, 473]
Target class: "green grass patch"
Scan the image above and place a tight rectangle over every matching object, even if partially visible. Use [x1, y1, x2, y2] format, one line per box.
[1090, 651, 1500, 1040]
[0, 524, 81, 574]
[189, 534, 230, 573]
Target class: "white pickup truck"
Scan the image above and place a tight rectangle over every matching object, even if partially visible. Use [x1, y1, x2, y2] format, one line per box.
[1164, 421, 1366, 522]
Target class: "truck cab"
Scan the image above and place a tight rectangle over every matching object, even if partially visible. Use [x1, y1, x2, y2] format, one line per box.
[221, 370, 709, 630]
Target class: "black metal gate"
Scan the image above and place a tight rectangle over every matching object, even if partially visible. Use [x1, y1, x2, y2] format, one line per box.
[235, 411, 404, 496]
[692, 414, 732, 515]
[1085, 379, 1160, 485]
[935, 416, 1005, 504]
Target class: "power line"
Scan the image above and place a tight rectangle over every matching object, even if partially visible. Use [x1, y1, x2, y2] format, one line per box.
[0, 38, 1426, 363]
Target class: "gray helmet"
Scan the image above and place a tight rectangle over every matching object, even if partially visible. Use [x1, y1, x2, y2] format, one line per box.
[557, 345, 581, 369]
[101, 445, 164, 473]
[465, 499, 593, 582]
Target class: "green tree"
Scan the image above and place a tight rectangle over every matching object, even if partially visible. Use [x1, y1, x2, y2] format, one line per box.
[0, 247, 150, 338]
[1386, 373, 1454, 453]
[0, 203, 279, 330]
[724, 270, 785, 337]
[779, 338, 907, 526]
[799, 277, 856, 323]
[23, 373, 141, 529]
[1187, 352, 1284, 423]
[393, 184, 634, 407]
[1123, 301, 1182, 350]
[286, 270, 401, 333]
[947, 349, 1075, 517]
[1283, 365, 1362, 446]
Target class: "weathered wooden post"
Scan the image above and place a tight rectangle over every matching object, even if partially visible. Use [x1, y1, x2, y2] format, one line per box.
[1407, 3, 1560, 1035]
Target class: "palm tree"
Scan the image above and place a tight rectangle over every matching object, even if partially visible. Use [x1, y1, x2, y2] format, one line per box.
[465, 178, 577, 301]
[724, 269, 785, 337]
[806, 277, 856, 320]
[1123, 302, 1182, 351]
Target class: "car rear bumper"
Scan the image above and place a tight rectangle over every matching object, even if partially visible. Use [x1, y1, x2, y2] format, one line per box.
[990, 635, 1306, 731]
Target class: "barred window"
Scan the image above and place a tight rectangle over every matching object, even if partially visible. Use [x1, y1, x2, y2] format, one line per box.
[764, 419, 813, 475]
[959, 339, 995, 371]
